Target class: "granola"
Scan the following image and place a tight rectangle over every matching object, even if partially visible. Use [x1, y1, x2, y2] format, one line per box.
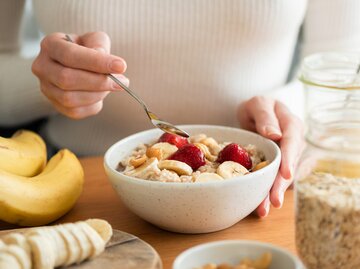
[296, 172, 360, 269]
[118, 133, 267, 182]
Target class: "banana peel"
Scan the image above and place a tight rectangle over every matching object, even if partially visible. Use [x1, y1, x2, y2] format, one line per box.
[0, 130, 47, 177]
[0, 149, 84, 226]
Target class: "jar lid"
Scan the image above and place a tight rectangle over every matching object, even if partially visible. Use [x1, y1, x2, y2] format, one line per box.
[300, 52, 360, 89]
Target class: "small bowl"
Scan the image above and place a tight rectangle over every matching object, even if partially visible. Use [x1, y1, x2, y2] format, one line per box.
[173, 240, 304, 269]
[104, 125, 281, 233]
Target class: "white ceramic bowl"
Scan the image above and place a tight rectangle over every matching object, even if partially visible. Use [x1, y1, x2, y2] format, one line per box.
[104, 125, 281, 233]
[173, 240, 304, 269]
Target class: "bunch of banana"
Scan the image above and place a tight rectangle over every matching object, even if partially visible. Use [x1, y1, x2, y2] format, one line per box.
[0, 130, 84, 226]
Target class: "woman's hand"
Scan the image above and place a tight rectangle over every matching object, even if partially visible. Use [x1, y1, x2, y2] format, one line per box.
[32, 32, 128, 119]
[238, 96, 304, 217]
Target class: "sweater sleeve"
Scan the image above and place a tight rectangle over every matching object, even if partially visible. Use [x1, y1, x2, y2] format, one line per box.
[269, 0, 360, 120]
[0, 0, 54, 127]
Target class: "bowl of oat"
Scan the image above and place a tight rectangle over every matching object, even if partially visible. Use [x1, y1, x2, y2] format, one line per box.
[173, 240, 304, 269]
[104, 125, 281, 233]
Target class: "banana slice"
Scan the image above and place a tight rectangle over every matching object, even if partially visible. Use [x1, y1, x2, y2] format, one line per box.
[158, 160, 193, 176]
[189, 134, 207, 143]
[216, 161, 248, 179]
[0, 252, 21, 269]
[194, 143, 217, 162]
[27, 235, 55, 269]
[65, 223, 91, 264]
[125, 157, 161, 179]
[56, 225, 80, 266]
[2, 245, 31, 269]
[85, 219, 113, 244]
[0, 239, 5, 249]
[46, 228, 67, 267]
[195, 172, 224, 182]
[76, 222, 105, 258]
[149, 142, 178, 160]
[1, 233, 31, 256]
[200, 137, 221, 155]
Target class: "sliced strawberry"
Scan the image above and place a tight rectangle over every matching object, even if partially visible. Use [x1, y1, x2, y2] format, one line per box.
[217, 143, 252, 170]
[158, 132, 189, 148]
[168, 144, 205, 170]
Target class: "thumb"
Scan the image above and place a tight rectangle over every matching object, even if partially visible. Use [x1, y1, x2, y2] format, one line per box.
[80, 31, 111, 54]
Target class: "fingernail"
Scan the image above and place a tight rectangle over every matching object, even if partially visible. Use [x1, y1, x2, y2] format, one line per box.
[111, 76, 129, 90]
[274, 191, 284, 209]
[265, 198, 270, 215]
[94, 47, 106, 53]
[264, 125, 282, 138]
[110, 60, 126, 73]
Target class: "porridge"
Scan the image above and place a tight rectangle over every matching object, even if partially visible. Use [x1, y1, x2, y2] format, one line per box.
[195, 252, 272, 269]
[118, 132, 268, 183]
[296, 172, 360, 269]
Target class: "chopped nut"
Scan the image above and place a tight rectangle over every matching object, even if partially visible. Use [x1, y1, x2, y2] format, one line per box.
[146, 147, 163, 160]
[252, 161, 269, 172]
[129, 154, 147, 168]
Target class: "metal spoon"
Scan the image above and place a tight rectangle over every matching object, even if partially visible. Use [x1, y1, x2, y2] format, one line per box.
[64, 34, 189, 138]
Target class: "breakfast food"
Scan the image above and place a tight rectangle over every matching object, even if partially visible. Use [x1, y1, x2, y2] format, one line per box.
[119, 132, 267, 182]
[195, 252, 272, 269]
[296, 172, 360, 269]
[0, 219, 112, 269]
[0, 130, 84, 226]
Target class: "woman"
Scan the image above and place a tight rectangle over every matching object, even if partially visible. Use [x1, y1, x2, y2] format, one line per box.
[1, 0, 359, 217]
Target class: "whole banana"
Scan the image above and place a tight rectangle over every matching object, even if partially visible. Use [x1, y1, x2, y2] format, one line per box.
[0, 149, 84, 226]
[0, 130, 47, 177]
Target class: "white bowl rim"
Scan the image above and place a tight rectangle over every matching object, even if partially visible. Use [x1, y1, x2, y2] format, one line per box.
[104, 124, 281, 187]
[173, 239, 303, 268]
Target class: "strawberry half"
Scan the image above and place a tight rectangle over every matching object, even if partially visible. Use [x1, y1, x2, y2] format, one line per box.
[168, 144, 206, 170]
[158, 132, 189, 148]
[217, 143, 252, 170]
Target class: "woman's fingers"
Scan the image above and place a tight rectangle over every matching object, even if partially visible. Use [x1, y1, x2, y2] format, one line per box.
[275, 102, 304, 179]
[40, 81, 110, 109]
[255, 194, 271, 218]
[34, 56, 128, 92]
[80, 32, 111, 54]
[269, 172, 293, 208]
[240, 97, 282, 141]
[41, 32, 126, 74]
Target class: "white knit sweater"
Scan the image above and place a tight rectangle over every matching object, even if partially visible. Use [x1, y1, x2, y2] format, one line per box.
[1, 0, 360, 155]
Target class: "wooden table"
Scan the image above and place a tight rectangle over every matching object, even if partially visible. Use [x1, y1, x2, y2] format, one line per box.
[0, 157, 297, 269]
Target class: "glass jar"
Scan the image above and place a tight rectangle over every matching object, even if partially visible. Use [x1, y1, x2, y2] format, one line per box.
[295, 52, 360, 269]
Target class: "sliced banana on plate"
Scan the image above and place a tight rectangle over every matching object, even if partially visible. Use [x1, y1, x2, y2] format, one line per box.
[195, 172, 224, 182]
[158, 160, 193, 176]
[1, 233, 31, 256]
[27, 234, 56, 269]
[0, 252, 22, 269]
[85, 219, 113, 244]
[216, 161, 248, 179]
[2, 244, 31, 269]
[76, 222, 106, 258]
[56, 225, 80, 266]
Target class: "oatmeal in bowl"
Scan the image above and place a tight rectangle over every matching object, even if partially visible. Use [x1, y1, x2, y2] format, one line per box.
[104, 125, 281, 233]
[118, 132, 269, 183]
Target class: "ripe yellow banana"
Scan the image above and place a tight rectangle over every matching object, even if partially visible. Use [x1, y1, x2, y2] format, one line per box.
[0, 130, 46, 177]
[0, 149, 84, 226]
